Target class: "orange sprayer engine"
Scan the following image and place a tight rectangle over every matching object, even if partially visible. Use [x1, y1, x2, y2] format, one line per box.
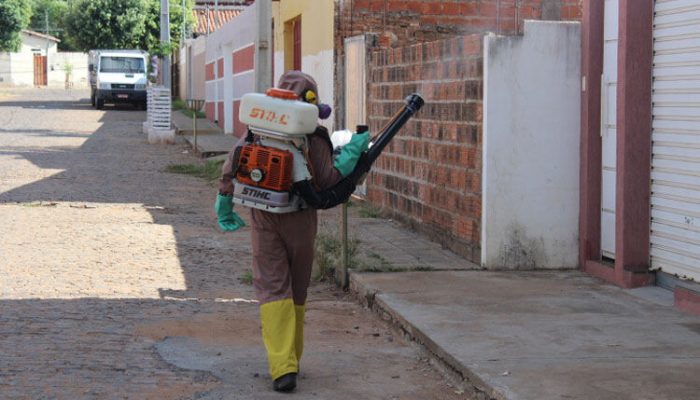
[236, 144, 295, 192]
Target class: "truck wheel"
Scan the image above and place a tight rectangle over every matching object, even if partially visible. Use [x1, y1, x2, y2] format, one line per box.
[96, 98, 104, 110]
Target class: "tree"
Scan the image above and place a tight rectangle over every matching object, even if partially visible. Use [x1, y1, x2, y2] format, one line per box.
[65, 0, 148, 51]
[140, 0, 195, 53]
[29, 0, 77, 51]
[0, 0, 33, 52]
[64, 0, 194, 53]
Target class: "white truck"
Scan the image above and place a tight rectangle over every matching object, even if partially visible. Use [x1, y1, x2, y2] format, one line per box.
[88, 50, 149, 110]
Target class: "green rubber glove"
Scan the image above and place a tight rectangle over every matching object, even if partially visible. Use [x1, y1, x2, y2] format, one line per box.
[215, 194, 246, 232]
[334, 131, 370, 177]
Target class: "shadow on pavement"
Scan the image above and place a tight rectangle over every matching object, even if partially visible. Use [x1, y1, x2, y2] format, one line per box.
[0, 90, 257, 398]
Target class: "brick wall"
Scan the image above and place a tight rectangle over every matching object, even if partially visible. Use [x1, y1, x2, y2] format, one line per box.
[336, 0, 582, 50]
[365, 35, 483, 262]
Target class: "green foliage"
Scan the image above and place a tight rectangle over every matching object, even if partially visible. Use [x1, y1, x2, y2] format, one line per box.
[164, 160, 224, 182]
[141, 0, 195, 52]
[238, 270, 253, 285]
[172, 98, 186, 110]
[65, 0, 148, 51]
[28, 0, 75, 50]
[173, 99, 205, 118]
[357, 202, 383, 218]
[0, 0, 33, 52]
[313, 232, 360, 281]
[63, 0, 194, 53]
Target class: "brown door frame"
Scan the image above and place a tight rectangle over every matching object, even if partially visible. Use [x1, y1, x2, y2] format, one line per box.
[33, 54, 47, 86]
[579, 0, 655, 288]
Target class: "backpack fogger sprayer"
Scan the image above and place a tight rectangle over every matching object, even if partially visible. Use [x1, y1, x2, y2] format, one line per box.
[232, 89, 424, 212]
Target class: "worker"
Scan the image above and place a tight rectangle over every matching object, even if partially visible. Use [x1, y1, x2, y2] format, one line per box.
[214, 71, 369, 392]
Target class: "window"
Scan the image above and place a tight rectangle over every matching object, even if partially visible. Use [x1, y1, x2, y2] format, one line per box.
[284, 16, 301, 72]
[100, 57, 145, 73]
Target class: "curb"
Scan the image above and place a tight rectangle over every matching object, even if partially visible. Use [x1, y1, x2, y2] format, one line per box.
[348, 272, 510, 400]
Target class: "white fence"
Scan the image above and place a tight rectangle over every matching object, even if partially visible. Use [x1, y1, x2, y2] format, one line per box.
[144, 86, 175, 144]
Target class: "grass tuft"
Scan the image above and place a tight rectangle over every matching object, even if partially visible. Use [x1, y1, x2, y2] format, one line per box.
[164, 160, 224, 181]
[239, 270, 253, 285]
[355, 201, 383, 218]
[313, 232, 360, 282]
[173, 99, 206, 118]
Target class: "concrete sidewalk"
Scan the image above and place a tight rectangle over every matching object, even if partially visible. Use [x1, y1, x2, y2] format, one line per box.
[335, 210, 700, 400]
[171, 109, 221, 136]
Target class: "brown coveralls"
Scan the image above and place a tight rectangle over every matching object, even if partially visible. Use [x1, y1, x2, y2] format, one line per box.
[220, 130, 341, 305]
[219, 72, 341, 381]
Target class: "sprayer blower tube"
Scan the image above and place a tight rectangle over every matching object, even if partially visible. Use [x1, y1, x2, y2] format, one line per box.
[294, 93, 425, 210]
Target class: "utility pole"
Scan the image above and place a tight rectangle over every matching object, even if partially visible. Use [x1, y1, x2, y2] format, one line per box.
[255, 0, 272, 92]
[181, 0, 186, 43]
[160, 0, 171, 89]
[44, 9, 50, 56]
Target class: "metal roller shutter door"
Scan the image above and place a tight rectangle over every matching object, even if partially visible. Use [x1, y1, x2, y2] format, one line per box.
[650, 0, 700, 281]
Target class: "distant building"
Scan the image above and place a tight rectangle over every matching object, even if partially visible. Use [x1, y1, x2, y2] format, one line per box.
[0, 30, 59, 86]
[192, 1, 247, 37]
[0, 30, 87, 87]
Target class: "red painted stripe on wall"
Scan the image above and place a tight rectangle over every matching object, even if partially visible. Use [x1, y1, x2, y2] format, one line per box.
[232, 44, 255, 74]
[205, 102, 215, 122]
[675, 287, 700, 316]
[217, 58, 224, 79]
[233, 100, 246, 137]
[217, 102, 224, 129]
[205, 63, 215, 81]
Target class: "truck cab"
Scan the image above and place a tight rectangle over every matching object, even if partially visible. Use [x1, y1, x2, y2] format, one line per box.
[88, 50, 148, 110]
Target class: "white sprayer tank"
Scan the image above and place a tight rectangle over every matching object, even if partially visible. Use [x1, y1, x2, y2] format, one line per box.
[239, 92, 319, 136]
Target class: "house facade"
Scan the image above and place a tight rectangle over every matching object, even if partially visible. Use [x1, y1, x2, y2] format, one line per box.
[580, 0, 700, 314]
[272, 0, 335, 130]
[0, 30, 87, 88]
[0, 30, 59, 87]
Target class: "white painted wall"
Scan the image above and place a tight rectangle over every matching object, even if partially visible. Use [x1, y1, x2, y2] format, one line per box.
[0, 53, 11, 85]
[178, 45, 189, 100]
[482, 20, 581, 269]
[9, 52, 34, 86]
[49, 52, 88, 87]
[0, 32, 61, 86]
[205, 4, 257, 133]
[19, 33, 58, 56]
[301, 49, 335, 131]
[192, 36, 206, 100]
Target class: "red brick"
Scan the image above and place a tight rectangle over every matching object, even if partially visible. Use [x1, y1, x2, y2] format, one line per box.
[442, 1, 462, 15]
[406, 1, 423, 14]
[461, 2, 479, 15]
[387, 0, 408, 12]
[353, 0, 370, 9]
[421, 2, 442, 14]
[369, 0, 384, 12]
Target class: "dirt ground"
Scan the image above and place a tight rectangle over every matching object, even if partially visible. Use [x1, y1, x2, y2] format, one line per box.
[0, 88, 468, 399]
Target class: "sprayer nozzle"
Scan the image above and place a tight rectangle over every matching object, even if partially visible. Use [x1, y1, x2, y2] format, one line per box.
[405, 94, 425, 113]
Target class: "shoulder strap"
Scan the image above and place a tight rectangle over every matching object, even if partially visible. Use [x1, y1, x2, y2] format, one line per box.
[310, 125, 333, 154]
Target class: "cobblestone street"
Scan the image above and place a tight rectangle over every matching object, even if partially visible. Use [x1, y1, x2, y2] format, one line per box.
[0, 89, 464, 400]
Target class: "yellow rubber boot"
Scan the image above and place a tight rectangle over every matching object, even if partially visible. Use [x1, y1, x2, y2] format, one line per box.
[260, 299, 298, 380]
[294, 304, 305, 362]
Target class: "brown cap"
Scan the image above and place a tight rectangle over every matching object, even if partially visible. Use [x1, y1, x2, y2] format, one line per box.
[277, 70, 318, 99]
